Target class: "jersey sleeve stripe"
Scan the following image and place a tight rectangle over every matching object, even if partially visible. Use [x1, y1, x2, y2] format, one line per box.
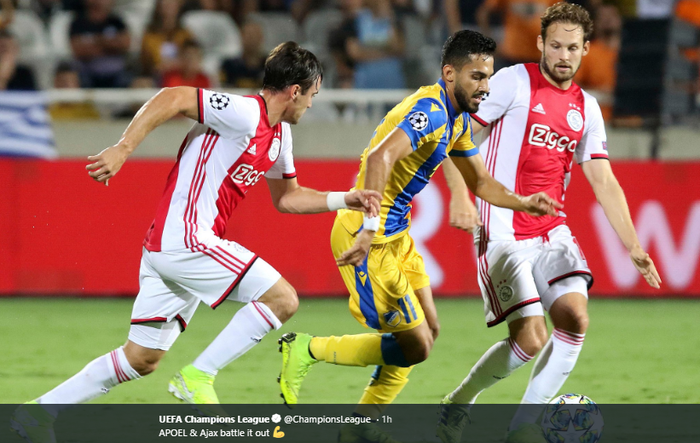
[197, 88, 204, 124]
[590, 153, 609, 160]
[471, 113, 488, 127]
[449, 147, 479, 157]
[282, 172, 297, 179]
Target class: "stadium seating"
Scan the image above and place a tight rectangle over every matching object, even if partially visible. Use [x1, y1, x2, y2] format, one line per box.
[47, 11, 74, 63]
[9, 9, 50, 89]
[182, 10, 242, 81]
[118, 11, 148, 56]
[301, 8, 344, 64]
[247, 12, 301, 54]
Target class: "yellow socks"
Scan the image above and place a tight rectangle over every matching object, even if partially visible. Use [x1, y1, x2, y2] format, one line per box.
[309, 334, 384, 367]
[356, 365, 413, 419]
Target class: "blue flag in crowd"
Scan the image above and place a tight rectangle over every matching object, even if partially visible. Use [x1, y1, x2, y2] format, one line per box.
[0, 91, 57, 159]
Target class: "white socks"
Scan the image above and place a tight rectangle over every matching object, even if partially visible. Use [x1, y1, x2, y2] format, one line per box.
[35, 300, 283, 417]
[193, 301, 282, 376]
[510, 328, 585, 428]
[37, 346, 141, 415]
[450, 338, 533, 405]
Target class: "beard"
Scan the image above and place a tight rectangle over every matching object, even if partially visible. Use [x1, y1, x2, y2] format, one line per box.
[540, 55, 579, 83]
[454, 82, 482, 114]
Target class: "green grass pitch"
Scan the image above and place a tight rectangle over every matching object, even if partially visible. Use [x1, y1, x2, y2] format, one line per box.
[2, 298, 699, 404]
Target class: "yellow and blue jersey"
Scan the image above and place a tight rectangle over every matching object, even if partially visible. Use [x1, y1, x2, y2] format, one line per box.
[338, 78, 480, 243]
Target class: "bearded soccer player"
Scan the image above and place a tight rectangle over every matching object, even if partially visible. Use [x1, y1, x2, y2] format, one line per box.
[275, 31, 562, 443]
[10, 42, 382, 443]
[436, 4, 662, 443]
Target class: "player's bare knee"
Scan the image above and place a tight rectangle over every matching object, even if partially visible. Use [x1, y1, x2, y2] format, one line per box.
[567, 311, 589, 334]
[124, 342, 165, 376]
[278, 284, 298, 319]
[401, 334, 433, 365]
[258, 279, 298, 323]
[514, 326, 548, 356]
[510, 317, 547, 355]
[404, 346, 429, 365]
[131, 356, 160, 376]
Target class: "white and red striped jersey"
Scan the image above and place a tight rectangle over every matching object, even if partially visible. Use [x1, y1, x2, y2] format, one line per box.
[473, 63, 608, 241]
[144, 89, 296, 252]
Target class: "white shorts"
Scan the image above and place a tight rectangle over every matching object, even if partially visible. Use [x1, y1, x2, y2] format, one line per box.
[128, 239, 281, 350]
[476, 225, 592, 327]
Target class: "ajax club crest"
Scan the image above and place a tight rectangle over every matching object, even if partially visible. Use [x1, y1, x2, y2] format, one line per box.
[268, 138, 281, 161]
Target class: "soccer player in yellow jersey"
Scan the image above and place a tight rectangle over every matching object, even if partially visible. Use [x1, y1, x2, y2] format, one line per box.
[278, 30, 561, 442]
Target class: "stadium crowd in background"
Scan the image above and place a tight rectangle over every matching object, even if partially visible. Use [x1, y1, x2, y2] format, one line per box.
[1, 0, 694, 98]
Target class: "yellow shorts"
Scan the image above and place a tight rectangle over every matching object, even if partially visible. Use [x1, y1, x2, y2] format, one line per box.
[330, 218, 429, 333]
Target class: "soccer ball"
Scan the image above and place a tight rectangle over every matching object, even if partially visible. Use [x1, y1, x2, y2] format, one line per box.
[540, 393, 604, 443]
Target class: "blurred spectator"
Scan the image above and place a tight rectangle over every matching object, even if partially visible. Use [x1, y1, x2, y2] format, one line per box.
[636, 0, 675, 18]
[477, 0, 558, 66]
[27, 0, 68, 25]
[290, 0, 333, 23]
[676, 0, 700, 26]
[220, 20, 265, 88]
[391, 0, 420, 20]
[330, 0, 363, 88]
[197, 0, 227, 9]
[69, 0, 132, 88]
[161, 39, 211, 87]
[240, 0, 337, 23]
[444, 0, 488, 35]
[674, 0, 700, 94]
[49, 61, 101, 119]
[241, 0, 292, 16]
[0, 29, 37, 91]
[576, 4, 621, 120]
[53, 60, 81, 88]
[140, 0, 194, 77]
[0, 0, 13, 30]
[339, 0, 406, 89]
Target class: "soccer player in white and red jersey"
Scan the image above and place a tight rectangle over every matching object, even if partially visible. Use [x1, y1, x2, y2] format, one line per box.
[437, 4, 662, 443]
[11, 42, 380, 443]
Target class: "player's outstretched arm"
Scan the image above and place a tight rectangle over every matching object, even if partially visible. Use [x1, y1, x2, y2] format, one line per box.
[451, 154, 562, 216]
[442, 157, 482, 233]
[266, 177, 381, 215]
[582, 159, 662, 288]
[336, 128, 414, 267]
[86, 86, 199, 185]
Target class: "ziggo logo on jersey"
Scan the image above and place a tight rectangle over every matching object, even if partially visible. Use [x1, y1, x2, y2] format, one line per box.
[231, 163, 264, 186]
[528, 123, 578, 152]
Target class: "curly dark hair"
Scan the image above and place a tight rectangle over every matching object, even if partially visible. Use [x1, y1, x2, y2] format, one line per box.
[541, 2, 594, 42]
[441, 30, 497, 69]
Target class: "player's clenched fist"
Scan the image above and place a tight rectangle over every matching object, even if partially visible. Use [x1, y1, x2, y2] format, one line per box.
[86, 144, 131, 186]
[521, 192, 563, 217]
[344, 190, 381, 217]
